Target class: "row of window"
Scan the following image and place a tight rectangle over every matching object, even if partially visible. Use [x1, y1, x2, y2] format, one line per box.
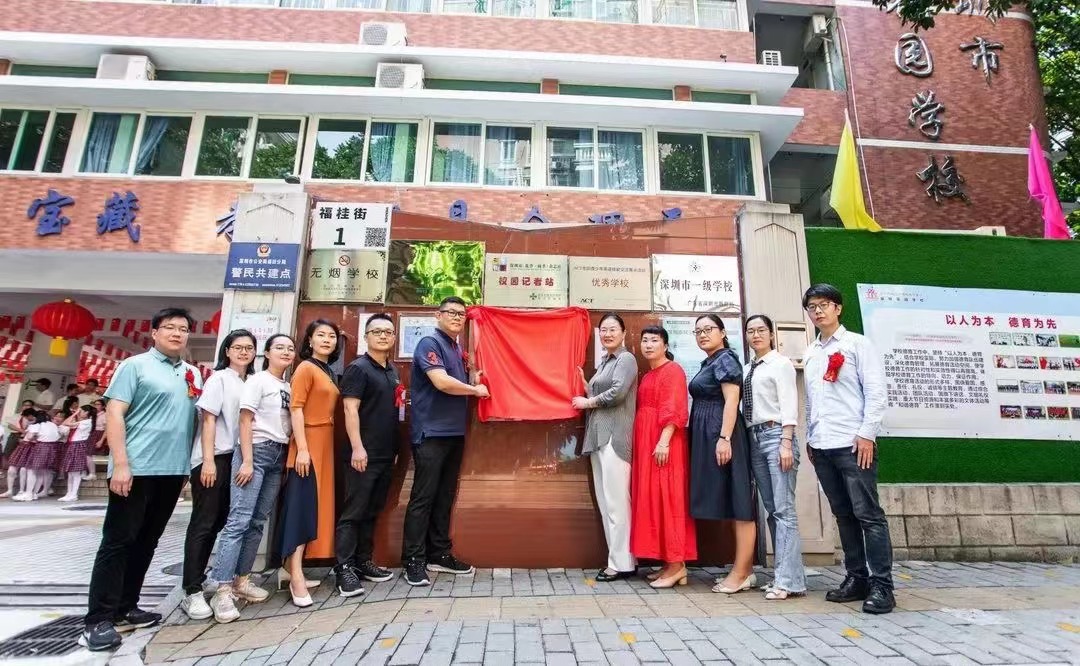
[0, 109, 759, 196]
[161, 0, 743, 29]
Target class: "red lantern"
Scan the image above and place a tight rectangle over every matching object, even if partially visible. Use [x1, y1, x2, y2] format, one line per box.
[31, 299, 96, 357]
[209, 310, 222, 335]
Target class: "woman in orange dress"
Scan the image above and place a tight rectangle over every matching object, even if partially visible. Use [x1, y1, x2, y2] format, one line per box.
[629, 325, 697, 588]
[279, 319, 341, 607]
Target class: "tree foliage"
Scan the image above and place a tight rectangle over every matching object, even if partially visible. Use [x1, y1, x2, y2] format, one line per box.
[872, 1, 1079, 230]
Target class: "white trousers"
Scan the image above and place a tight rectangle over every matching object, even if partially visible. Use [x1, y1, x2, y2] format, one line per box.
[591, 442, 635, 573]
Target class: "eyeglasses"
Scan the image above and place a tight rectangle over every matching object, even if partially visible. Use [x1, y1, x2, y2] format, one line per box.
[366, 329, 396, 337]
[598, 328, 622, 335]
[270, 345, 295, 353]
[693, 326, 720, 337]
[229, 345, 256, 353]
[746, 327, 771, 337]
[805, 302, 833, 314]
[158, 324, 190, 334]
[439, 310, 467, 320]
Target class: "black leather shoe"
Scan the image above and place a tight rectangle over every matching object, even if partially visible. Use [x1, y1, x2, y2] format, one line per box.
[595, 569, 636, 582]
[862, 585, 896, 614]
[825, 575, 870, 603]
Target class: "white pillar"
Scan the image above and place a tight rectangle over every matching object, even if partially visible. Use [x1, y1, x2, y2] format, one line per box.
[24, 336, 83, 407]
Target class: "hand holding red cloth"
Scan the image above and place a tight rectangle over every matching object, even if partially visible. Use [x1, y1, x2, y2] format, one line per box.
[466, 306, 591, 422]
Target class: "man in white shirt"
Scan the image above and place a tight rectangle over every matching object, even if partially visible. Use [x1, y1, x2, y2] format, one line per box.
[79, 380, 104, 407]
[30, 379, 56, 411]
[802, 284, 893, 615]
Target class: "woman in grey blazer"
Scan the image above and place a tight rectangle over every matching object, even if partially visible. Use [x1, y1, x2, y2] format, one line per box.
[572, 313, 639, 582]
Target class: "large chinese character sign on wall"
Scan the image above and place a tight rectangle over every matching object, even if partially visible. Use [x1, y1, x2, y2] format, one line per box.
[858, 284, 1080, 440]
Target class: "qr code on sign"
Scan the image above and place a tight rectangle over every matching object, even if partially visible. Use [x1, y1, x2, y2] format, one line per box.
[364, 227, 388, 248]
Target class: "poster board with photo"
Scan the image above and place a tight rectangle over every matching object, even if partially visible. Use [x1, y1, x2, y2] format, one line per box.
[858, 283, 1080, 440]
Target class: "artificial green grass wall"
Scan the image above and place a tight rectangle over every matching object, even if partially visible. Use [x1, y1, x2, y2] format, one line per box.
[804, 228, 1080, 484]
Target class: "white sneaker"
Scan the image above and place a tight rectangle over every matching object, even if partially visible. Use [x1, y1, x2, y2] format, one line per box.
[11, 493, 29, 502]
[0, 490, 12, 498]
[45, 488, 54, 497]
[181, 592, 213, 620]
[58, 495, 77, 503]
[83, 473, 96, 481]
[210, 585, 240, 623]
[233, 575, 270, 603]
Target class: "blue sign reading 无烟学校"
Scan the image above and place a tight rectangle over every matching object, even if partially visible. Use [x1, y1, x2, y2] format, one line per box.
[224, 242, 301, 291]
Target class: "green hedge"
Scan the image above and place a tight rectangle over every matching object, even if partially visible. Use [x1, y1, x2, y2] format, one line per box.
[804, 228, 1080, 483]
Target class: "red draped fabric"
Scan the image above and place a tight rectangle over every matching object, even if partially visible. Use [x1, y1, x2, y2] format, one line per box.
[467, 306, 591, 422]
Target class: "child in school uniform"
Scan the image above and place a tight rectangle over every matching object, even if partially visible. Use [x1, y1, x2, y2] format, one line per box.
[2, 408, 37, 499]
[13, 410, 62, 501]
[59, 404, 97, 502]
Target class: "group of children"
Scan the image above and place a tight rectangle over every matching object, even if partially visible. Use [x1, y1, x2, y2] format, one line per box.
[2, 396, 107, 502]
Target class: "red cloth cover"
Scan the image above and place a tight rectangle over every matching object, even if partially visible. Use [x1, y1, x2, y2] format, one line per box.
[467, 306, 591, 422]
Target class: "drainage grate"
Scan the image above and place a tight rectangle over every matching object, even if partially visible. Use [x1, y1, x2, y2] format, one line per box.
[0, 615, 83, 658]
[62, 505, 107, 511]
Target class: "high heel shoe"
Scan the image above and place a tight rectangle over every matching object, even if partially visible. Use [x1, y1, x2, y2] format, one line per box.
[288, 582, 313, 608]
[649, 567, 688, 589]
[712, 572, 757, 594]
[277, 568, 319, 591]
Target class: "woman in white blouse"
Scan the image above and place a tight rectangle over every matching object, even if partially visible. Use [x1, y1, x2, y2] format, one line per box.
[742, 314, 806, 600]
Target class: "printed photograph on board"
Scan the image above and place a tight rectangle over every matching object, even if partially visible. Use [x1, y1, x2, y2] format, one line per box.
[989, 332, 1013, 346]
[1058, 334, 1080, 348]
[1020, 380, 1043, 394]
[1000, 405, 1022, 419]
[1024, 406, 1047, 420]
[994, 355, 1016, 369]
[1044, 380, 1066, 395]
[1047, 406, 1070, 421]
[1016, 355, 1038, 369]
[1040, 356, 1063, 370]
[1067, 381, 1080, 395]
[1013, 333, 1036, 347]
[1035, 334, 1059, 347]
[1072, 407, 1080, 420]
[386, 240, 484, 306]
[996, 379, 1019, 393]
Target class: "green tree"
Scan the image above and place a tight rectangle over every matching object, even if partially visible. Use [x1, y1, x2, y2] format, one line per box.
[250, 139, 298, 180]
[874, 1, 1079, 236]
[658, 141, 706, 192]
[312, 134, 365, 180]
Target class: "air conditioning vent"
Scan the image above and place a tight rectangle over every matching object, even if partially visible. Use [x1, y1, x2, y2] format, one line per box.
[359, 21, 407, 47]
[760, 50, 783, 67]
[375, 63, 424, 89]
[803, 14, 829, 53]
[96, 54, 156, 81]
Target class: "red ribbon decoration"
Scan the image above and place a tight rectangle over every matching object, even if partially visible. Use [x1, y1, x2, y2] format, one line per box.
[394, 384, 406, 408]
[185, 368, 203, 399]
[823, 352, 845, 383]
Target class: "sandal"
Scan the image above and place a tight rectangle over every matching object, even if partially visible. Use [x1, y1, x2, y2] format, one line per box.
[765, 588, 805, 600]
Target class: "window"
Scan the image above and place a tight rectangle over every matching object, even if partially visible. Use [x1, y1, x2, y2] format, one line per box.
[366, 121, 418, 183]
[485, 126, 531, 187]
[196, 116, 250, 177]
[551, 0, 637, 22]
[443, 0, 536, 16]
[134, 116, 191, 176]
[250, 118, 302, 179]
[0, 109, 71, 172]
[431, 123, 482, 184]
[385, 0, 433, 11]
[312, 119, 366, 180]
[657, 132, 754, 195]
[547, 127, 644, 191]
[651, 0, 737, 28]
[81, 113, 139, 174]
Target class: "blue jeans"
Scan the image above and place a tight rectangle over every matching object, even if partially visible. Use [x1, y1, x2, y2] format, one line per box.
[749, 424, 806, 593]
[210, 442, 286, 584]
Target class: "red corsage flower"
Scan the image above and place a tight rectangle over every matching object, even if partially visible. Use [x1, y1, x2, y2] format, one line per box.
[185, 368, 202, 399]
[461, 350, 470, 368]
[394, 384, 406, 408]
[823, 352, 845, 383]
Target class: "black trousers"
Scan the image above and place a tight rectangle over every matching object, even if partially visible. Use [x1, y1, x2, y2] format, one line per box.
[182, 453, 232, 594]
[334, 459, 394, 566]
[85, 475, 185, 626]
[810, 446, 894, 589]
[401, 436, 464, 563]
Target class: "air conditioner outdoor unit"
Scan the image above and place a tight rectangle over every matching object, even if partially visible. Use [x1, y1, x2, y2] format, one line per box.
[96, 54, 156, 81]
[359, 21, 407, 47]
[760, 50, 783, 67]
[375, 63, 424, 89]
[803, 14, 829, 53]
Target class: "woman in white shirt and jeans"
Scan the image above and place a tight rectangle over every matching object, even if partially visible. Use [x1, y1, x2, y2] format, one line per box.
[208, 334, 296, 624]
[743, 314, 806, 600]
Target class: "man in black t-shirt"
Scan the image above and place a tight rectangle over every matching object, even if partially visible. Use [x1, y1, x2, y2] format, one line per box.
[332, 313, 401, 597]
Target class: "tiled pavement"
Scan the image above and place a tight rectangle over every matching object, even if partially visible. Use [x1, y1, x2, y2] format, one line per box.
[146, 563, 1080, 665]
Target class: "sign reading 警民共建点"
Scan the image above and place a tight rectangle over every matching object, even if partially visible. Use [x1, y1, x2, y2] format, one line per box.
[223, 242, 300, 291]
[858, 283, 1080, 440]
[303, 250, 387, 303]
[651, 254, 741, 313]
[568, 257, 651, 311]
[310, 202, 392, 251]
[483, 253, 568, 308]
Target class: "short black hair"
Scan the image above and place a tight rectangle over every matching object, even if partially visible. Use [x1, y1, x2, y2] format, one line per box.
[439, 296, 467, 309]
[641, 325, 675, 361]
[35, 378, 51, 388]
[802, 284, 844, 309]
[365, 313, 395, 332]
[300, 319, 342, 365]
[598, 313, 626, 331]
[152, 307, 195, 330]
[85, 379, 99, 388]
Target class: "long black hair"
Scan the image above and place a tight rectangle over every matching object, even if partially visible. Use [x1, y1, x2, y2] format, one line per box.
[299, 319, 343, 365]
[641, 325, 675, 361]
[215, 328, 257, 375]
[745, 314, 776, 350]
[262, 334, 296, 371]
[79, 403, 97, 432]
[61, 395, 79, 417]
[695, 314, 730, 349]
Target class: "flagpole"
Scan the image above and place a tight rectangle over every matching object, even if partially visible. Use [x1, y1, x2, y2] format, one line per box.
[836, 15, 876, 219]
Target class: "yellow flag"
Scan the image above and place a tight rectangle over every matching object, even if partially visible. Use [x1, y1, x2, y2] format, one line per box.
[830, 116, 882, 232]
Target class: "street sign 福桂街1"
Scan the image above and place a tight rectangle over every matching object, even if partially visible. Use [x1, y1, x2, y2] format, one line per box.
[310, 202, 392, 251]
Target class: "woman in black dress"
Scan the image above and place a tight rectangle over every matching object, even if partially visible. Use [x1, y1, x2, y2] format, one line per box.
[687, 314, 756, 594]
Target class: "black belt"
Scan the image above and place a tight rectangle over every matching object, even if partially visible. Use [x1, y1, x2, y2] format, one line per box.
[749, 420, 781, 430]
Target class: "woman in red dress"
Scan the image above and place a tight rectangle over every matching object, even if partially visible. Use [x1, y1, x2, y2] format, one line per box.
[630, 325, 697, 588]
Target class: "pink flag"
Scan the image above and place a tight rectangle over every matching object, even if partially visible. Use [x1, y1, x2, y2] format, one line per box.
[1028, 126, 1072, 240]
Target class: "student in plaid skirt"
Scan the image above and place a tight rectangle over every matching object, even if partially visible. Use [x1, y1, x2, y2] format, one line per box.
[2, 406, 37, 498]
[59, 404, 97, 502]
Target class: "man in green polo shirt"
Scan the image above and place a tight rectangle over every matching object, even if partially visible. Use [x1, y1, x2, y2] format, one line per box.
[81, 308, 204, 652]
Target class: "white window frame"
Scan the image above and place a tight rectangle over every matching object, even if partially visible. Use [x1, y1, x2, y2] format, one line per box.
[190, 113, 305, 180]
[652, 128, 764, 200]
[74, 110, 196, 179]
[639, 0, 747, 30]
[0, 106, 83, 175]
[247, 115, 307, 180]
[423, 119, 536, 189]
[542, 123, 649, 194]
[302, 115, 423, 185]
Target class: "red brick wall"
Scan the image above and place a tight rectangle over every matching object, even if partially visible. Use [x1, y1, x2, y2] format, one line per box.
[782, 88, 846, 146]
[0, 175, 744, 254]
[0, 0, 754, 63]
